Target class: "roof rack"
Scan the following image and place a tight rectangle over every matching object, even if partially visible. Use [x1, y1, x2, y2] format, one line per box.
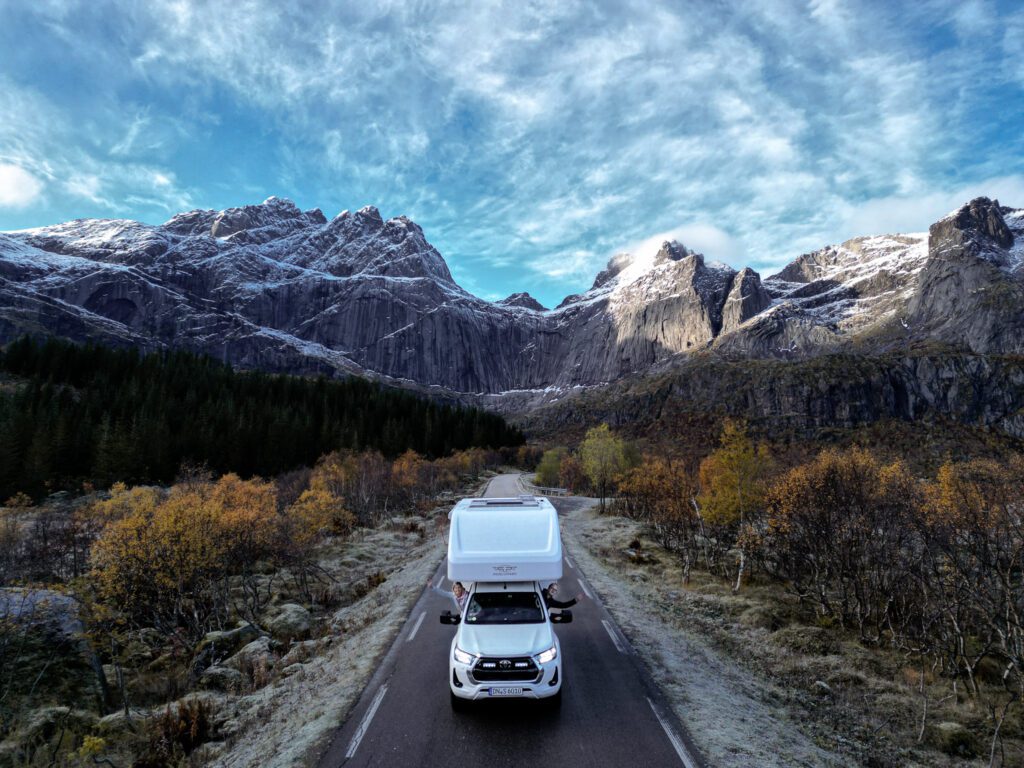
[467, 496, 541, 508]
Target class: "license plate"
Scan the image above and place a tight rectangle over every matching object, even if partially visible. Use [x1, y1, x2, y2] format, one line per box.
[489, 687, 523, 697]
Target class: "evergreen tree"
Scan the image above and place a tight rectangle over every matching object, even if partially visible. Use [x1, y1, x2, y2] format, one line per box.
[0, 336, 524, 499]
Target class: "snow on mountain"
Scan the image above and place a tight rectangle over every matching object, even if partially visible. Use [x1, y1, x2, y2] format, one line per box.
[1002, 208, 1024, 272]
[764, 232, 928, 334]
[1, 195, 1021, 396]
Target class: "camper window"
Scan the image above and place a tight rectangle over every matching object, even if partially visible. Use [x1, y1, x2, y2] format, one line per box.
[464, 591, 545, 624]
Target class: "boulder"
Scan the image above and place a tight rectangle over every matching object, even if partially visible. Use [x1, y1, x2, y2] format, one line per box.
[191, 624, 261, 677]
[97, 708, 150, 736]
[224, 636, 275, 672]
[265, 604, 313, 642]
[198, 665, 244, 692]
[280, 637, 331, 667]
[20, 706, 98, 743]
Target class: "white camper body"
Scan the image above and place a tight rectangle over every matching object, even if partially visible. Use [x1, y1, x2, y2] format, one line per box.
[441, 496, 569, 708]
[447, 495, 562, 583]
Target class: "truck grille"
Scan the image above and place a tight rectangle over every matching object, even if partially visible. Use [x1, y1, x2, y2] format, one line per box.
[471, 656, 540, 683]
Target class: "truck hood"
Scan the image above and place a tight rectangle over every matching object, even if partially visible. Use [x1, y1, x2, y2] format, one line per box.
[457, 623, 554, 657]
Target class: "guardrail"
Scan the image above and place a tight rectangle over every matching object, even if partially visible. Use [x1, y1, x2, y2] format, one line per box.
[518, 474, 569, 497]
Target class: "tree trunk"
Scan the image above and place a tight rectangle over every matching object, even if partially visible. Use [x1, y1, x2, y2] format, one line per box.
[733, 548, 746, 594]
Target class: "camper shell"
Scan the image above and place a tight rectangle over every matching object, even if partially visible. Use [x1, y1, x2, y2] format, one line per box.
[440, 495, 569, 708]
[447, 495, 562, 583]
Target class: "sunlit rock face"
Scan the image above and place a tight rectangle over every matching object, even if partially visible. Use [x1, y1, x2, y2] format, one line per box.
[1, 196, 1021, 395]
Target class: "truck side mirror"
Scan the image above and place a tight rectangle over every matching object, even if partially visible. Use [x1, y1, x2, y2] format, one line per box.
[440, 610, 461, 625]
[550, 610, 572, 624]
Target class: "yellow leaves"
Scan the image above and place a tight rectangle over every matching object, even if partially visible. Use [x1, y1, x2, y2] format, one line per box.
[922, 458, 1021, 530]
[78, 735, 107, 759]
[210, 473, 278, 560]
[697, 420, 771, 527]
[535, 447, 567, 487]
[393, 450, 427, 491]
[764, 447, 921, 542]
[90, 474, 283, 627]
[618, 456, 694, 526]
[84, 483, 161, 526]
[579, 424, 631, 505]
[287, 487, 354, 544]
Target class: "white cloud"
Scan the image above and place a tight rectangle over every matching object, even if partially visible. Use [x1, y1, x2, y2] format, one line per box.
[64, 174, 108, 206]
[836, 175, 1024, 240]
[0, 164, 44, 208]
[1, 0, 1022, 306]
[615, 224, 743, 265]
[527, 248, 597, 281]
[0, 77, 193, 219]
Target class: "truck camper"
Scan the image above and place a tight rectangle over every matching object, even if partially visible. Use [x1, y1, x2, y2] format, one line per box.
[439, 495, 571, 709]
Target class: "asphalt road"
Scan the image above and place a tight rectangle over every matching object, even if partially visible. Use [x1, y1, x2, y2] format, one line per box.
[315, 474, 705, 768]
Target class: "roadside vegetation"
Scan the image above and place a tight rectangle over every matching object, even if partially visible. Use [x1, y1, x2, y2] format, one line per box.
[2, 372, 528, 768]
[547, 422, 1024, 766]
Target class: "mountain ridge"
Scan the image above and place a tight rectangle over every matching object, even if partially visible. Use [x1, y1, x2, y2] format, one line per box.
[1, 195, 1021, 400]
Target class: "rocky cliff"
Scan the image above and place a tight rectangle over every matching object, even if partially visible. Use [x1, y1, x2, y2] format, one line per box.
[1, 196, 1021, 425]
[512, 351, 1024, 444]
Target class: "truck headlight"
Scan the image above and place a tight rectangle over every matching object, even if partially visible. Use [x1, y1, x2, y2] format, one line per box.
[453, 646, 476, 665]
[535, 645, 557, 664]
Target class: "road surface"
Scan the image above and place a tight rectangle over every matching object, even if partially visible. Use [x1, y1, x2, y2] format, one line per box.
[316, 474, 704, 768]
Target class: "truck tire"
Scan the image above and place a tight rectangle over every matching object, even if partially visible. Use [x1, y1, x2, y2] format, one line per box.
[450, 691, 468, 712]
[546, 688, 562, 710]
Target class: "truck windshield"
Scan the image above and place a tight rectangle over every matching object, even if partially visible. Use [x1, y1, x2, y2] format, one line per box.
[464, 591, 545, 624]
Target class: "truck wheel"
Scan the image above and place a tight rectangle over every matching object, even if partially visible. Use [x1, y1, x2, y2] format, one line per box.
[450, 691, 468, 712]
[546, 688, 562, 710]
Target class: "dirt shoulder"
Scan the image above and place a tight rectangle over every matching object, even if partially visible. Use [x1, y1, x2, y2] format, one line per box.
[205, 521, 447, 767]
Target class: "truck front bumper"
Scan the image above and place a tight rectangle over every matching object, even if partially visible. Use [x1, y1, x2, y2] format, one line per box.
[450, 658, 562, 700]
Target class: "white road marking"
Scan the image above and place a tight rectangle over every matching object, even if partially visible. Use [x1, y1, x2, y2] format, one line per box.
[601, 619, 625, 654]
[578, 578, 593, 600]
[345, 684, 388, 759]
[406, 610, 426, 643]
[565, 556, 575, 570]
[647, 697, 699, 768]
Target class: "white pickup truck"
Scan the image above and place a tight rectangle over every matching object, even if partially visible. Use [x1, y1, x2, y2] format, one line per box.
[439, 496, 571, 709]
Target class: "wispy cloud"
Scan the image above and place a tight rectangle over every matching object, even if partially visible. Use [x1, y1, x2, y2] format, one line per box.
[0, 76, 193, 223]
[0, 164, 44, 208]
[0, 0, 1021, 306]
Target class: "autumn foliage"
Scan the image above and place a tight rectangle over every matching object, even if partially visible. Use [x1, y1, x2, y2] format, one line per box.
[613, 419, 1024, 758]
[77, 446, 503, 642]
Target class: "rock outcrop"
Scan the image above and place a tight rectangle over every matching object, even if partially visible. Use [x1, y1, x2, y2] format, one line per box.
[907, 198, 1024, 354]
[1, 196, 1021, 405]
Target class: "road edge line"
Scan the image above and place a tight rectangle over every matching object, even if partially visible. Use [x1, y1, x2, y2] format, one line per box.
[647, 696, 698, 768]
[601, 618, 626, 653]
[345, 683, 389, 759]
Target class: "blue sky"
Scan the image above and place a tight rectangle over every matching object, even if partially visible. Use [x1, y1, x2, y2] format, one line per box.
[1, 0, 1022, 307]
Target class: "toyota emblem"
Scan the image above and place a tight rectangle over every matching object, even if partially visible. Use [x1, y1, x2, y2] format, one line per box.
[499, 659, 512, 669]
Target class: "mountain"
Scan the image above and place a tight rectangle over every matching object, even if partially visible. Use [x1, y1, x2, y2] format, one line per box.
[1, 196, 1022, 425]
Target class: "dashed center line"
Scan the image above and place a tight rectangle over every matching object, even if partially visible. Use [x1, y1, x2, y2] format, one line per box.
[578, 578, 593, 600]
[601, 619, 625, 653]
[565, 556, 575, 570]
[406, 610, 426, 642]
[345, 684, 388, 759]
[647, 697, 699, 768]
